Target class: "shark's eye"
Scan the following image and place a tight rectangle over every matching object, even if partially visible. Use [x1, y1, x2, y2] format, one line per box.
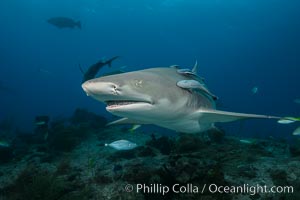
[134, 79, 143, 87]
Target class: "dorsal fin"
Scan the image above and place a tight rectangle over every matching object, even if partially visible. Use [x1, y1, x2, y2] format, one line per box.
[192, 60, 198, 74]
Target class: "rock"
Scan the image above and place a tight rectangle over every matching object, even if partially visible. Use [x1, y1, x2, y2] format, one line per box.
[0, 147, 13, 163]
[136, 146, 157, 157]
[175, 134, 204, 153]
[70, 108, 107, 130]
[94, 172, 113, 185]
[237, 165, 257, 179]
[146, 136, 174, 155]
[270, 169, 288, 185]
[289, 145, 300, 157]
[107, 150, 137, 161]
[206, 128, 225, 143]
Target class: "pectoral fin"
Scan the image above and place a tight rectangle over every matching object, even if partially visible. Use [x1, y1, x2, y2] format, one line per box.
[107, 118, 147, 126]
[197, 109, 280, 124]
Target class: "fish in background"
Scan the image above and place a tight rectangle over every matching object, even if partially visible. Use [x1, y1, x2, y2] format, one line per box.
[47, 17, 81, 29]
[251, 86, 258, 95]
[34, 116, 50, 141]
[294, 98, 300, 104]
[0, 139, 10, 148]
[278, 117, 300, 124]
[293, 127, 300, 135]
[105, 140, 138, 150]
[80, 56, 120, 83]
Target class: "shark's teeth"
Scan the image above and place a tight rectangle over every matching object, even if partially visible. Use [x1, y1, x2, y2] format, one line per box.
[106, 101, 140, 107]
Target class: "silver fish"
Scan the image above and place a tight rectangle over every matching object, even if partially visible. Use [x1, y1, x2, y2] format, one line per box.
[105, 140, 137, 150]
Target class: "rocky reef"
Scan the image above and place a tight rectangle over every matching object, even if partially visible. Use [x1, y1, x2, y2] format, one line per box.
[0, 110, 300, 200]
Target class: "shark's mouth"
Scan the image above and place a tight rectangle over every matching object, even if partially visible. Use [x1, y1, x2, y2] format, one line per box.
[105, 100, 151, 109]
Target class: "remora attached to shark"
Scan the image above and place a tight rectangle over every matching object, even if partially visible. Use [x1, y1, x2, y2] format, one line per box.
[82, 63, 281, 134]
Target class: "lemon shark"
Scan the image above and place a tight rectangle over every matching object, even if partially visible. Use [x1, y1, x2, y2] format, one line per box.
[82, 64, 281, 133]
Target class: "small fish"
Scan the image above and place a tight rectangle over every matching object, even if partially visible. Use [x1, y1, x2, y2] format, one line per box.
[277, 117, 300, 124]
[47, 17, 81, 29]
[44, 131, 49, 141]
[251, 87, 258, 94]
[239, 139, 253, 144]
[36, 121, 46, 126]
[293, 127, 300, 135]
[277, 119, 295, 124]
[177, 80, 218, 100]
[129, 125, 141, 133]
[0, 140, 10, 148]
[105, 139, 137, 150]
[177, 79, 204, 88]
[35, 116, 49, 126]
[294, 99, 300, 104]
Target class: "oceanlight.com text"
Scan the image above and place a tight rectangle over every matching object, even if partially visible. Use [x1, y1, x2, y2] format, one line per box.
[124, 183, 294, 196]
[208, 184, 293, 195]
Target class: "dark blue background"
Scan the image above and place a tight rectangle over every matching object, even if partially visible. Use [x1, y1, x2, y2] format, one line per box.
[1, 0, 299, 138]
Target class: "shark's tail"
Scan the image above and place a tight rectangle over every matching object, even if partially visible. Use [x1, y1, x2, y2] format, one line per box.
[105, 56, 120, 67]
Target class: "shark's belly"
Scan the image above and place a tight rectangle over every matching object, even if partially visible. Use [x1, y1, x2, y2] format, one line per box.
[156, 119, 213, 134]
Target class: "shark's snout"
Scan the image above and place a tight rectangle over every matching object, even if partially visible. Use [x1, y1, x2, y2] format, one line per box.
[81, 81, 91, 94]
[82, 78, 154, 114]
[82, 80, 119, 98]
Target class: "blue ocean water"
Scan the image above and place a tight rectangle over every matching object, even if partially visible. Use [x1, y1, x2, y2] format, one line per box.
[0, 0, 300, 138]
[1, 2, 300, 200]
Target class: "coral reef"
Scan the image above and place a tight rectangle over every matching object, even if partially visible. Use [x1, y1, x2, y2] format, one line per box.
[1, 163, 91, 200]
[1, 109, 300, 199]
[48, 124, 88, 152]
[0, 147, 13, 163]
[70, 108, 107, 130]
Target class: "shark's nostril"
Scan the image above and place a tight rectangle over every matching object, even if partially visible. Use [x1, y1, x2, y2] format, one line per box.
[110, 83, 119, 94]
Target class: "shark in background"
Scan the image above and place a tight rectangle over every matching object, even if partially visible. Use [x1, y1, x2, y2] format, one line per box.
[47, 17, 81, 29]
[80, 56, 120, 83]
[82, 63, 295, 134]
